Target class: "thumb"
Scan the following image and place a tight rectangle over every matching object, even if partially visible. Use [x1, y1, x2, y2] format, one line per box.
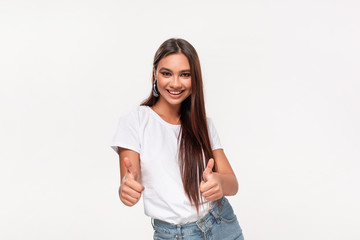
[123, 157, 137, 179]
[203, 158, 214, 182]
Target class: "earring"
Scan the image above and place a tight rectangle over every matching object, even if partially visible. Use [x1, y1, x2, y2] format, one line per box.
[153, 79, 159, 97]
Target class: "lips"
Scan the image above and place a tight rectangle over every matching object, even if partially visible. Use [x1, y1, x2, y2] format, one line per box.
[167, 90, 184, 95]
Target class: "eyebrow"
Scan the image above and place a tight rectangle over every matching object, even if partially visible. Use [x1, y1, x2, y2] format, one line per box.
[159, 67, 191, 73]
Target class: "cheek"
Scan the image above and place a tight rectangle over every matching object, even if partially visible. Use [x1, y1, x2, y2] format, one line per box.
[183, 78, 191, 88]
[156, 79, 166, 89]
[186, 81, 192, 90]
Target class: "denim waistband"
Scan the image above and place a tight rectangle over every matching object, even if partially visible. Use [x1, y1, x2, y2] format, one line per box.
[151, 197, 227, 235]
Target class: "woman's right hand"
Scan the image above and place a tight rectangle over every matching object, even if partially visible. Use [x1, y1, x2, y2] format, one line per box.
[119, 157, 145, 206]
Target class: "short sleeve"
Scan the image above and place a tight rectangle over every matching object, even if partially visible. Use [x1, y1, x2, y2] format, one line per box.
[207, 117, 222, 150]
[111, 108, 140, 154]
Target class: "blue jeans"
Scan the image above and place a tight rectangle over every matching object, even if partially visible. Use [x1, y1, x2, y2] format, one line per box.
[151, 197, 244, 240]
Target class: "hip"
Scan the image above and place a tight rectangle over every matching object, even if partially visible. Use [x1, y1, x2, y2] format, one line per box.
[151, 197, 244, 240]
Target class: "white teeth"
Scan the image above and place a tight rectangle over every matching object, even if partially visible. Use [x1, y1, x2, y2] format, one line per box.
[168, 90, 183, 95]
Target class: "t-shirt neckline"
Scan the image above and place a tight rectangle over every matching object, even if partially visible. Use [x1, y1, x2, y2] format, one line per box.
[145, 106, 181, 128]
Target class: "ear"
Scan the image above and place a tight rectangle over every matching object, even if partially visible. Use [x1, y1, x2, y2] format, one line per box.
[153, 68, 156, 80]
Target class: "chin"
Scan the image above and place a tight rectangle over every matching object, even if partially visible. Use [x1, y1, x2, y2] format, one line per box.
[166, 99, 185, 106]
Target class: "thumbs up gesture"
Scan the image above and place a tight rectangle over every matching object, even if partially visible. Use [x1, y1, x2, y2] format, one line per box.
[200, 158, 223, 201]
[119, 157, 145, 206]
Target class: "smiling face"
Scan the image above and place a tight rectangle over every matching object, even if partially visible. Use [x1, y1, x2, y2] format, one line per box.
[154, 53, 192, 109]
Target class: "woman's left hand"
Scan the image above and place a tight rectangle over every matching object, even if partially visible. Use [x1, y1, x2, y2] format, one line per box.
[200, 158, 223, 201]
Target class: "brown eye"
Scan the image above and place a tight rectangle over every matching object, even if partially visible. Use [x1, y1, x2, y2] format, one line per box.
[161, 72, 171, 77]
[181, 73, 191, 77]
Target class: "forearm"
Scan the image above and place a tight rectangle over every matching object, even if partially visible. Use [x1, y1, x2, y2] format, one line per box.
[214, 172, 238, 196]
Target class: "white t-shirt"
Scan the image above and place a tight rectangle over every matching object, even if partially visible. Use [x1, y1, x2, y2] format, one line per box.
[111, 105, 223, 224]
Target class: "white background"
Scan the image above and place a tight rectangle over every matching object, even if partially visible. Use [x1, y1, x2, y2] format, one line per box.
[1, 0, 359, 239]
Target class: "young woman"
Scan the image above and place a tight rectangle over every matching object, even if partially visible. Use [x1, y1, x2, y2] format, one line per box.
[111, 38, 244, 240]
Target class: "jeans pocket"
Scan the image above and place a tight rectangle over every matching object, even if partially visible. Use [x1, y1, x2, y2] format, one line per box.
[217, 198, 238, 223]
[220, 213, 238, 223]
[153, 230, 174, 240]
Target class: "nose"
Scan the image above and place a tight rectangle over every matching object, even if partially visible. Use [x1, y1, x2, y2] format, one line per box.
[170, 75, 181, 89]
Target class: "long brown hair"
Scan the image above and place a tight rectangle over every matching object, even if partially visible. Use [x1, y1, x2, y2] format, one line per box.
[141, 38, 213, 211]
